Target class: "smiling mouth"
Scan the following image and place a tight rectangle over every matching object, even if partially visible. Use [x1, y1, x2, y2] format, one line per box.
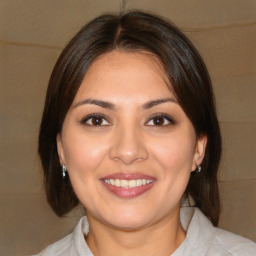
[103, 178, 153, 188]
[100, 173, 156, 198]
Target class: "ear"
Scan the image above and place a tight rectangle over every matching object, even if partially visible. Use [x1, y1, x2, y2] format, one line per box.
[56, 133, 65, 165]
[192, 134, 207, 172]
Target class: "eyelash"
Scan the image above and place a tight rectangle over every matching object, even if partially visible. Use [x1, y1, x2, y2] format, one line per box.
[80, 114, 111, 126]
[80, 114, 175, 127]
[146, 114, 175, 126]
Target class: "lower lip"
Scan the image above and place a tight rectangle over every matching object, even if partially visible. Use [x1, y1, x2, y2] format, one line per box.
[101, 181, 155, 199]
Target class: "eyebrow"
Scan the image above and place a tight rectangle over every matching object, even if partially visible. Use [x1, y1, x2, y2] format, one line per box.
[142, 98, 178, 109]
[73, 99, 116, 110]
[73, 97, 178, 110]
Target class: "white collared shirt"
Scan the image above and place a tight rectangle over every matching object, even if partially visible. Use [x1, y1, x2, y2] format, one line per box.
[34, 207, 256, 256]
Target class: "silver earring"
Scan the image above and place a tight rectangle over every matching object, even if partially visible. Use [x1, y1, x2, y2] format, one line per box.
[62, 165, 67, 177]
[195, 165, 201, 174]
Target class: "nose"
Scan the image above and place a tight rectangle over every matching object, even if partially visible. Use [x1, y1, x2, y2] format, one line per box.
[109, 125, 148, 165]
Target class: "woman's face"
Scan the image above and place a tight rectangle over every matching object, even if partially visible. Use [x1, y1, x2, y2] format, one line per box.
[57, 51, 206, 230]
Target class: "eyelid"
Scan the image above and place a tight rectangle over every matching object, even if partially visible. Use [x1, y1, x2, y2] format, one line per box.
[145, 113, 175, 126]
[80, 113, 111, 126]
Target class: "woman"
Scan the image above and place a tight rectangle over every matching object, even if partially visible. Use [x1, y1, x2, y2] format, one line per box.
[37, 11, 256, 255]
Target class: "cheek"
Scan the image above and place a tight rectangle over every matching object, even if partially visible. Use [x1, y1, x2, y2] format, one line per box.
[61, 132, 111, 209]
[147, 129, 196, 203]
[150, 133, 195, 173]
[62, 132, 110, 178]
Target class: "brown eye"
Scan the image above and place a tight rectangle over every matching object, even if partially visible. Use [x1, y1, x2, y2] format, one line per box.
[81, 114, 110, 126]
[152, 117, 165, 126]
[146, 115, 175, 126]
[91, 116, 103, 125]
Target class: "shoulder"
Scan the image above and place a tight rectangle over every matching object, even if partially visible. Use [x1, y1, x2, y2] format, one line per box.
[32, 234, 73, 256]
[209, 227, 256, 256]
[181, 207, 256, 256]
[32, 216, 91, 256]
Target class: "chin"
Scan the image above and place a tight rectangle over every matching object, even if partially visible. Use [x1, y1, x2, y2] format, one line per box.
[98, 207, 156, 231]
[107, 217, 151, 231]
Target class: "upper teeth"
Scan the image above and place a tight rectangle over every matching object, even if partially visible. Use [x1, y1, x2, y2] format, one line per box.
[104, 179, 153, 188]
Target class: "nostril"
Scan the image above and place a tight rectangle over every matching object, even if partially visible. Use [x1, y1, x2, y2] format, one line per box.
[109, 134, 148, 165]
[110, 151, 147, 165]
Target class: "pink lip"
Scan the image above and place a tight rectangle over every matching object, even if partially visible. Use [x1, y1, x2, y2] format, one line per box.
[100, 173, 156, 199]
[100, 172, 155, 180]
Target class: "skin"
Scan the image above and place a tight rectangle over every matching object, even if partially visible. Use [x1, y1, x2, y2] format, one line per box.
[57, 51, 207, 256]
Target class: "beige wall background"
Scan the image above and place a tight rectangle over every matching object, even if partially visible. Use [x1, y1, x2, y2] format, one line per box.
[0, 0, 255, 255]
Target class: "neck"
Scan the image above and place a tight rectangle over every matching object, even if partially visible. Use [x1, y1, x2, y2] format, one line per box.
[86, 209, 185, 256]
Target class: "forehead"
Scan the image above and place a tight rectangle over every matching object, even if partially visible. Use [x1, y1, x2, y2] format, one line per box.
[72, 51, 174, 105]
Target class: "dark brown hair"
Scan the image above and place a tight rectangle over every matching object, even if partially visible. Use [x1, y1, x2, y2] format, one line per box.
[39, 10, 221, 226]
